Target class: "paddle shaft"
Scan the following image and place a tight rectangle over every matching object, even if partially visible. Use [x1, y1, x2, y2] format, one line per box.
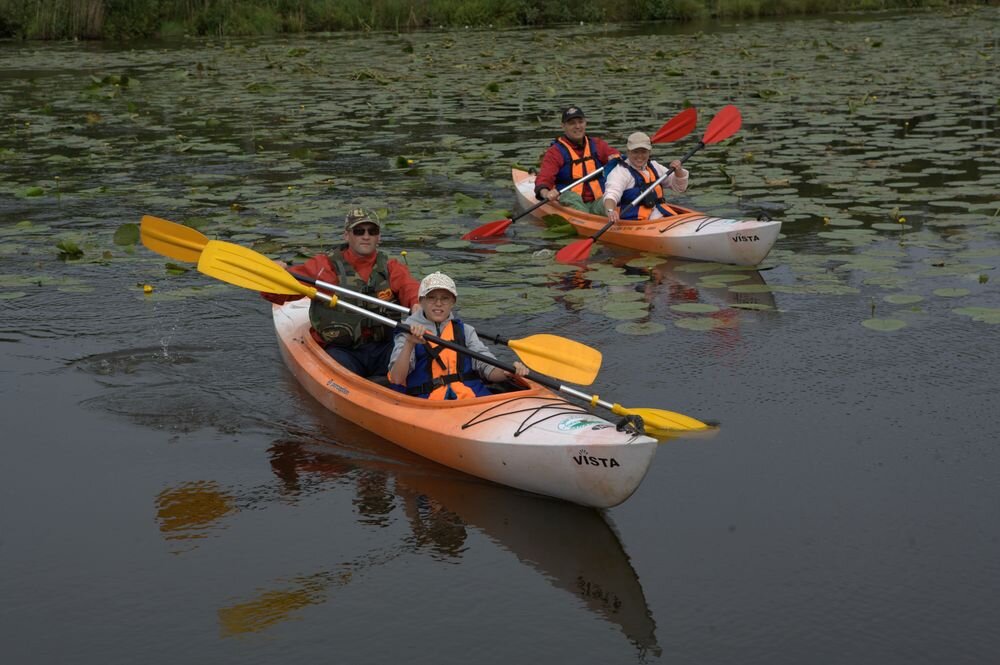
[308, 291, 616, 407]
[312, 291, 522, 375]
[589, 140, 702, 244]
[515, 165, 611, 223]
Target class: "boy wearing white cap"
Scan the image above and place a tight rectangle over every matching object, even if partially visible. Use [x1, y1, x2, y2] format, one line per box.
[388, 272, 528, 400]
[602, 131, 689, 223]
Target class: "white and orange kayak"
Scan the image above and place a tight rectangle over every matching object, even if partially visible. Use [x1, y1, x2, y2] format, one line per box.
[273, 299, 658, 508]
[513, 168, 780, 266]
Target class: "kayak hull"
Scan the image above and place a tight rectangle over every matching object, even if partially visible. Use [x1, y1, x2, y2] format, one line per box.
[513, 168, 780, 266]
[273, 299, 657, 508]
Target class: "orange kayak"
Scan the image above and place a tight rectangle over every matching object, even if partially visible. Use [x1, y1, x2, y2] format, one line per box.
[513, 168, 781, 265]
[273, 299, 658, 508]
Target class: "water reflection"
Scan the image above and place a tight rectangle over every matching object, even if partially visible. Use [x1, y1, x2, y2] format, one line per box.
[637, 258, 777, 312]
[155, 409, 660, 654]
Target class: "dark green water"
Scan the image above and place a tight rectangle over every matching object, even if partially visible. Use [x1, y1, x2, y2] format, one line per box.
[1, 8, 998, 664]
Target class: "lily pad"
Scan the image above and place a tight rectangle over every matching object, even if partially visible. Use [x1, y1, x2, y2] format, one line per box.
[861, 318, 907, 332]
[437, 239, 471, 249]
[494, 243, 530, 253]
[674, 317, 724, 331]
[952, 307, 1000, 324]
[883, 294, 924, 305]
[113, 223, 140, 246]
[615, 321, 666, 336]
[933, 288, 969, 298]
[670, 303, 721, 314]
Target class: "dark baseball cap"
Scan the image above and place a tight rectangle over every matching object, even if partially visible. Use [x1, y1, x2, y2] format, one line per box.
[561, 106, 586, 122]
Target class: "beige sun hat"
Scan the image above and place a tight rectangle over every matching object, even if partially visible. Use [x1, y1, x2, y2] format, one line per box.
[418, 272, 458, 299]
[626, 132, 653, 151]
[344, 207, 382, 231]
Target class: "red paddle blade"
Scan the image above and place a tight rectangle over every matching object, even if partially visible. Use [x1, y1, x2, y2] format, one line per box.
[651, 107, 697, 143]
[554, 238, 595, 264]
[462, 218, 512, 240]
[702, 105, 742, 145]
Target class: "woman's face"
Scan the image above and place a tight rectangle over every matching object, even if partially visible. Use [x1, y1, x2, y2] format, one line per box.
[421, 289, 456, 323]
[628, 147, 651, 169]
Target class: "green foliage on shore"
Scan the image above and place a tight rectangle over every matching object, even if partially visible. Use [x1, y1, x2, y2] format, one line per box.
[0, 0, 981, 39]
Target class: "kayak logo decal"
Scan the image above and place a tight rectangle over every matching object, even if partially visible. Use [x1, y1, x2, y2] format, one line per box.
[731, 234, 760, 243]
[325, 379, 349, 395]
[574, 449, 621, 469]
[557, 417, 604, 432]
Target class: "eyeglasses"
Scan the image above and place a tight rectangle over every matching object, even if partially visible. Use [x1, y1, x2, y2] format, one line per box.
[351, 225, 380, 236]
[423, 294, 455, 304]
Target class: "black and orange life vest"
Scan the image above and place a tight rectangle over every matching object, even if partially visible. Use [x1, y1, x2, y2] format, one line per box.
[401, 319, 491, 400]
[618, 161, 668, 221]
[553, 136, 607, 200]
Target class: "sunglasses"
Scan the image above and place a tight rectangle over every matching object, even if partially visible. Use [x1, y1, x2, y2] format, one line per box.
[350, 225, 380, 236]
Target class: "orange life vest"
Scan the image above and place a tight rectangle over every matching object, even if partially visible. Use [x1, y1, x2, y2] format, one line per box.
[403, 320, 490, 400]
[619, 162, 667, 221]
[555, 137, 605, 199]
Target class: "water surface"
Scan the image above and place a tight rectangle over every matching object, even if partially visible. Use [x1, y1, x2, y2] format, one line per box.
[1, 8, 998, 664]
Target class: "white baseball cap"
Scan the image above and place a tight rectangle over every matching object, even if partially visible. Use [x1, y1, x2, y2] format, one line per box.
[418, 272, 457, 299]
[626, 132, 653, 151]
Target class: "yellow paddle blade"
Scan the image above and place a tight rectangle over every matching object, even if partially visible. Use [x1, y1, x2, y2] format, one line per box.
[506, 334, 602, 386]
[610, 403, 712, 434]
[198, 240, 315, 297]
[140, 215, 209, 263]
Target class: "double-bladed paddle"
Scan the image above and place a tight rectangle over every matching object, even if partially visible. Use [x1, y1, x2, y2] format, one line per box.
[462, 108, 698, 240]
[140, 215, 601, 386]
[195, 239, 710, 435]
[554, 105, 743, 264]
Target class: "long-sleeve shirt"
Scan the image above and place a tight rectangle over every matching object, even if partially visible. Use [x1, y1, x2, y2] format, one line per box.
[388, 310, 497, 380]
[261, 247, 419, 309]
[603, 159, 689, 216]
[534, 135, 620, 202]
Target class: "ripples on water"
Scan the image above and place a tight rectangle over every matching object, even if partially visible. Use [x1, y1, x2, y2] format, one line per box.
[1, 8, 998, 664]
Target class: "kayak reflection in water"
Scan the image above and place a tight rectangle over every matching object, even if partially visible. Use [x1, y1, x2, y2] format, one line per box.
[387, 272, 528, 399]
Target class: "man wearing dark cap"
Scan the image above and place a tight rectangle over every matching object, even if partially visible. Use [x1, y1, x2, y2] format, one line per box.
[533, 106, 620, 215]
[262, 207, 420, 377]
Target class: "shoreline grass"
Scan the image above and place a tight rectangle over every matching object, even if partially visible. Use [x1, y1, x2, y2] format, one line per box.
[0, 0, 991, 40]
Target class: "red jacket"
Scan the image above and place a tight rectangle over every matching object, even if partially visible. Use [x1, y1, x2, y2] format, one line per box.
[262, 248, 419, 308]
[534, 135, 620, 203]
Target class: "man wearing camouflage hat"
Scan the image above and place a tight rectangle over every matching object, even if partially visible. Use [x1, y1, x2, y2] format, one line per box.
[263, 207, 420, 377]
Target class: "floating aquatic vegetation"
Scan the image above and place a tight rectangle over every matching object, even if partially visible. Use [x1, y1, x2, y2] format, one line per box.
[615, 321, 665, 336]
[0, 9, 995, 341]
[861, 318, 907, 332]
[933, 288, 970, 298]
[56, 239, 83, 260]
[952, 307, 1000, 324]
[113, 223, 140, 246]
[883, 294, 924, 305]
[675, 317, 725, 331]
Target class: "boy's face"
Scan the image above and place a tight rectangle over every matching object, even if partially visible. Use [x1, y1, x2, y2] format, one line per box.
[420, 289, 456, 323]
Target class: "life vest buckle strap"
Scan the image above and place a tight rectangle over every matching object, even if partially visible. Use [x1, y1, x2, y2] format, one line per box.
[405, 371, 479, 396]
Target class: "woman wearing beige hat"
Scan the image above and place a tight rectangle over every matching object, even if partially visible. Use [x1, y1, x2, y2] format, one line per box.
[388, 272, 528, 400]
[602, 131, 688, 224]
